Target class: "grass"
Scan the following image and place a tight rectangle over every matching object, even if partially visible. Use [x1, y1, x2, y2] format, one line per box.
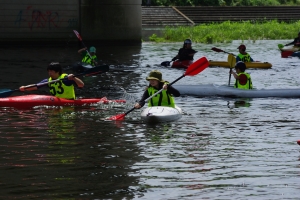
[149, 20, 300, 43]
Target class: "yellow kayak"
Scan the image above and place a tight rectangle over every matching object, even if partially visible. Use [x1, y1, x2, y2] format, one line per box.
[209, 60, 272, 69]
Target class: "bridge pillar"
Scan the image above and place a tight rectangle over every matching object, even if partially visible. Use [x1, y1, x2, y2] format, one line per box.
[80, 0, 142, 45]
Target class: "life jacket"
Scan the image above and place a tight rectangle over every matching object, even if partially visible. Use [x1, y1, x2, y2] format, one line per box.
[48, 74, 75, 99]
[81, 54, 97, 66]
[237, 53, 252, 62]
[234, 72, 253, 90]
[147, 83, 175, 108]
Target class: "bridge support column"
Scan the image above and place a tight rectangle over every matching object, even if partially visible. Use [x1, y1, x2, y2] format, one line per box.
[80, 0, 141, 45]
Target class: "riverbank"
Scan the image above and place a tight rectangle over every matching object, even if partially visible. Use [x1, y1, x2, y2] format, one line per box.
[146, 20, 300, 43]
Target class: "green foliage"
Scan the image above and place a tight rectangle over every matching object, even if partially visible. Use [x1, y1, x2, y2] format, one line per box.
[149, 20, 300, 43]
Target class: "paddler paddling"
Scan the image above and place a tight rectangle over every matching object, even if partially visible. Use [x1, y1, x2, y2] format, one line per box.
[172, 39, 197, 63]
[284, 32, 300, 47]
[134, 70, 180, 109]
[19, 62, 84, 100]
[236, 44, 254, 62]
[78, 46, 98, 66]
[231, 61, 253, 90]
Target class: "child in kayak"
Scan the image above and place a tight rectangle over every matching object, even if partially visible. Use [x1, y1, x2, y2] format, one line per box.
[236, 44, 254, 62]
[19, 62, 84, 99]
[134, 70, 180, 109]
[231, 61, 253, 90]
[172, 39, 197, 62]
[78, 46, 98, 66]
[284, 32, 300, 47]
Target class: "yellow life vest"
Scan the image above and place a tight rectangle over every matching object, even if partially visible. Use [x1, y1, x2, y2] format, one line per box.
[237, 53, 251, 62]
[147, 85, 175, 108]
[234, 72, 253, 90]
[48, 74, 75, 99]
[81, 54, 97, 66]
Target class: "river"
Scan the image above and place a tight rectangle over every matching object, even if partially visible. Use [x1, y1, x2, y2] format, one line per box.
[0, 40, 300, 200]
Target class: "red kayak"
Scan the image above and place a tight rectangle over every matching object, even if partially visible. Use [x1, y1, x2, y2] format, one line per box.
[171, 60, 193, 69]
[0, 95, 126, 109]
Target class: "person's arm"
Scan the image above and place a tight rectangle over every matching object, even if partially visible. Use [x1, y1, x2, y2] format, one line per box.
[78, 47, 87, 54]
[285, 38, 297, 46]
[134, 89, 149, 109]
[236, 56, 241, 62]
[231, 71, 239, 79]
[166, 85, 180, 97]
[19, 79, 48, 91]
[67, 74, 84, 88]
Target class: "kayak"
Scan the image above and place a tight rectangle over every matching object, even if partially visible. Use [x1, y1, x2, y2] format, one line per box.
[209, 61, 272, 69]
[0, 95, 126, 109]
[171, 60, 192, 69]
[175, 84, 300, 98]
[141, 106, 182, 123]
[281, 50, 300, 58]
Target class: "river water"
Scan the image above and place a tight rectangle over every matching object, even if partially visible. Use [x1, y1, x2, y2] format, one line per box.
[1, 40, 300, 200]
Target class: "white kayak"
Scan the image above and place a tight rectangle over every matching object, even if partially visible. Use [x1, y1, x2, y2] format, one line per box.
[175, 84, 300, 98]
[141, 106, 182, 123]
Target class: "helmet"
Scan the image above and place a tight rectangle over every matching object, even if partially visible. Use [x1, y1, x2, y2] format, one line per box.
[184, 39, 192, 44]
[89, 46, 96, 53]
[237, 44, 246, 51]
[235, 61, 246, 71]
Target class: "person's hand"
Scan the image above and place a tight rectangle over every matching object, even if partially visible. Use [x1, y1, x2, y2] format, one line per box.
[19, 86, 25, 91]
[67, 74, 75, 80]
[134, 103, 141, 109]
[163, 84, 168, 90]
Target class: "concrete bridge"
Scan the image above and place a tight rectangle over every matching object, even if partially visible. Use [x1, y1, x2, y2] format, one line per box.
[1, 1, 300, 46]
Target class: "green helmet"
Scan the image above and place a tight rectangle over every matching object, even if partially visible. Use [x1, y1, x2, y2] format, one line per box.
[89, 46, 96, 53]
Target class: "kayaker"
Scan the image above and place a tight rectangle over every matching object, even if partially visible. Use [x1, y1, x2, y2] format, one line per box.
[19, 62, 84, 100]
[78, 46, 98, 66]
[284, 32, 300, 47]
[171, 39, 197, 62]
[231, 61, 253, 90]
[236, 44, 254, 62]
[134, 70, 180, 109]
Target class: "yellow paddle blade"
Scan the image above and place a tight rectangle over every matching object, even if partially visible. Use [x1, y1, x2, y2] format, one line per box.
[227, 54, 236, 68]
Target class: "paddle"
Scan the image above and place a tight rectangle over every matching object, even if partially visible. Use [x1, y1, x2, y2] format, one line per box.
[161, 61, 173, 67]
[227, 54, 236, 86]
[0, 65, 109, 98]
[278, 44, 284, 50]
[211, 47, 236, 56]
[73, 30, 95, 63]
[108, 56, 209, 121]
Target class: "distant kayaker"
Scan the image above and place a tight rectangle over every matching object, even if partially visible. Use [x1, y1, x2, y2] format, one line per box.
[78, 46, 98, 66]
[172, 39, 197, 62]
[236, 44, 254, 62]
[231, 61, 253, 90]
[19, 62, 84, 100]
[284, 32, 300, 47]
[134, 70, 180, 109]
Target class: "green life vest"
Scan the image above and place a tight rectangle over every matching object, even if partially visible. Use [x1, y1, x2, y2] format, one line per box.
[81, 54, 97, 66]
[48, 74, 75, 99]
[237, 53, 251, 62]
[234, 72, 253, 90]
[147, 85, 175, 108]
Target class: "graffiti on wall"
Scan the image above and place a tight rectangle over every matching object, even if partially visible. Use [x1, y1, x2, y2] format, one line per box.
[15, 6, 78, 30]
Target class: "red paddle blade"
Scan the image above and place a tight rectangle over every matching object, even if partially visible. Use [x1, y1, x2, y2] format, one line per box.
[211, 47, 224, 52]
[73, 30, 82, 41]
[184, 57, 209, 76]
[107, 113, 126, 121]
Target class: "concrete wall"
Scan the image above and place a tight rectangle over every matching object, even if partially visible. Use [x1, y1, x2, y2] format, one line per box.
[0, 0, 142, 45]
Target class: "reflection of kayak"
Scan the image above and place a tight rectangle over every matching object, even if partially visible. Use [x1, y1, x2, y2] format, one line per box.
[0, 95, 126, 109]
[209, 61, 272, 69]
[175, 84, 300, 98]
[140, 106, 182, 123]
[171, 60, 192, 69]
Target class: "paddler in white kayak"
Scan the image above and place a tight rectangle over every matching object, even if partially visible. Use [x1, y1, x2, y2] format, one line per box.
[134, 70, 180, 109]
[19, 62, 84, 100]
[284, 32, 300, 47]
